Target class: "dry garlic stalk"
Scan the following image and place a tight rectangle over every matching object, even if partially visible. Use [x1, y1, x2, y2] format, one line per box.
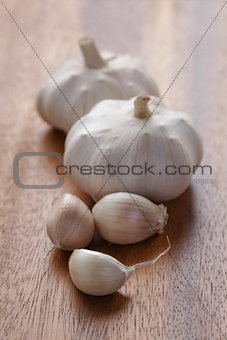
[92, 192, 168, 244]
[68, 237, 170, 296]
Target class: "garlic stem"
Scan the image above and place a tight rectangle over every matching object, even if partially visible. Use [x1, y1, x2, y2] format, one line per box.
[79, 37, 106, 69]
[134, 94, 152, 119]
[131, 236, 170, 270]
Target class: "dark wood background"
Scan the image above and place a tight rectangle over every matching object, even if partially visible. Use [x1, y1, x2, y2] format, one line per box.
[1, 0, 226, 339]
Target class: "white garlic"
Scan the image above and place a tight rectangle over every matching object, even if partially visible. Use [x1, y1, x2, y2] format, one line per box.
[46, 193, 95, 251]
[37, 37, 159, 133]
[64, 94, 203, 202]
[92, 192, 168, 244]
[68, 237, 170, 296]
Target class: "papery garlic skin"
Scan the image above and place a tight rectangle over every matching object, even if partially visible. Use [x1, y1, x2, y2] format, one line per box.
[47, 193, 95, 251]
[92, 193, 168, 244]
[64, 95, 203, 202]
[37, 37, 159, 133]
[68, 249, 133, 296]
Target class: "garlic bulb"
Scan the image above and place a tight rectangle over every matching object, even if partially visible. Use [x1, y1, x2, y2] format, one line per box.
[68, 237, 170, 296]
[64, 95, 203, 202]
[37, 37, 159, 133]
[46, 193, 95, 251]
[92, 192, 168, 244]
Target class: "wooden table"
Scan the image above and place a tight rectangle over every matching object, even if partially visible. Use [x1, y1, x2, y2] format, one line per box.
[1, 1, 226, 339]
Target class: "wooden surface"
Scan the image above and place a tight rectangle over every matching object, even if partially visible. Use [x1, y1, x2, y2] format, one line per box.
[0, 0, 227, 339]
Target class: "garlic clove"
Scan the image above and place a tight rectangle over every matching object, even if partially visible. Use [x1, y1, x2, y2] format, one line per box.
[69, 249, 133, 296]
[68, 237, 170, 296]
[92, 192, 168, 245]
[47, 193, 95, 251]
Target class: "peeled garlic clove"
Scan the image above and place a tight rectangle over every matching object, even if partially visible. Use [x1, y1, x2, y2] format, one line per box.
[47, 193, 95, 251]
[68, 237, 170, 296]
[92, 192, 168, 245]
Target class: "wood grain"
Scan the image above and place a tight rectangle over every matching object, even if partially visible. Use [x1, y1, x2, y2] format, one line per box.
[0, 0, 226, 339]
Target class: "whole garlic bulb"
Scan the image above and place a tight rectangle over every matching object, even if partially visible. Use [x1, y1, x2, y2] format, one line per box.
[46, 193, 95, 251]
[68, 237, 170, 296]
[37, 37, 159, 133]
[92, 192, 168, 244]
[64, 95, 203, 202]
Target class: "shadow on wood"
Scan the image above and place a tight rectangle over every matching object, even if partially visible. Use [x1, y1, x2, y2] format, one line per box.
[41, 127, 66, 154]
[165, 185, 194, 245]
[77, 290, 131, 315]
